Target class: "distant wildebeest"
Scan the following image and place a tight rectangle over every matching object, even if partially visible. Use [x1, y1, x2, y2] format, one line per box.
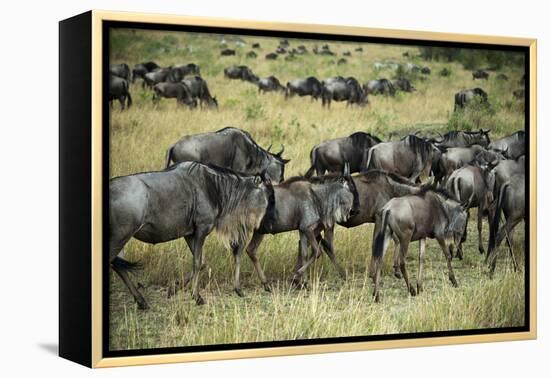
[171, 63, 201, 81]
[364, 79, 396, 96]
[144, 67, 176, 88]
[110, 63, 131, 82]
[434, 144, 503, 184]
[337, 58, 347, 65]
[371, 187, 469, 301]
[286, 77, 323, 101]
[265, 52, 278, 60]
[181, 76, 218, 108]
[296, 45, 308, 54]
[513, 89, 525, 100]
[440, 68, 451, 77]
[245, 165, 359, 290]
[404, 63, 421, 72]
[221, 48, 236, 56]
[432, 129, 491, 148]
[132, 61, 160, 86]
[421, 67, 431, 75]
[446, 160, 496, 257]
[486, 173, 524, 275]
[280, 39, 289, 48]
[109, 75, 132, 110]
[246, 51, 257, 58]
[109, 161, 273, 307]
[313, 45, 335, 55]
[488, 130, 525, 159]
[252, 42, 261, 49]
[165, 127, 290, 183]
[276, 46, 287, 54]
[305, 132, 381, 177]
[454, 88, 489, 111]
[366, 135, 441, 183]
[391, 78, 415, 92]
[152, 82, 197, 108]
[472, 70, 489, 80]
[257, 76, 286, 94]
[355, 47, 363, 52]
[321, 77, 368, 108]
[223, 65, 258, 83]
[496, 73, 509, 81]
[343, 51, 352, 57]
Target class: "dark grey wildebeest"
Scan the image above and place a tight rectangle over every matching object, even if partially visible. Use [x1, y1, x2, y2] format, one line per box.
[364, 79, 396, 96]
[109, 75, 132, 110]
[246, 51, 257, 58]
[181, 76, 218, 108]
[391, 78, 415, 92]
[257, 76, 286, 94]
[244, 165, 359, 291]
[305, 132, 381, 177]
[433, 129, 491, 148]
[286, 77, 323, 101]
[171, 63, 201, 81]
[446, 160, 495, 257]
[221, 48, 236, 56]
[144, 67, 176, 88]
[371, 187, 469, 302]
[152, 82, 197, 108]
[321, 77, 368, 108]
[454, 88, 488, 111]
[110, 63, 131, 82]
[265, 52, 278, 60]
[366, 135, 440, 183]
[488, 130, 525, 159]
[472, 69, 489, 80]
[486, 173, 525, 275]
[434, 144, 503, 184]
[109, 162, 274, 307]
[132, 61, 159, 85]
[165, 127, 290, 183]
[490, 155, 525, 199]
[223, 65, 258, 83]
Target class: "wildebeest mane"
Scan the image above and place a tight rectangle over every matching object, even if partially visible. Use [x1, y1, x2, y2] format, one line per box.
[349, 132, 382, 149]
[358, 170, 415, 186]
[216, 127, 286, 164]
[417, 184, 457, 201]
[401, 134, 432, 162]
[278, 173, 343, 187]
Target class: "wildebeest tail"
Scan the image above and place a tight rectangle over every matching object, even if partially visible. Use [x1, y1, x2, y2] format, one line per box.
[488, 183, 508, 254]
[164, 146, 174, 169]
[111, 256, 143, 271]
[373, 210, 390, 260]
[304, 148, 317, 178]
[451, 177, 462, 202]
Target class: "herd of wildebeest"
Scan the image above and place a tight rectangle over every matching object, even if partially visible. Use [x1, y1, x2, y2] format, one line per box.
[109, 39, 527, 309]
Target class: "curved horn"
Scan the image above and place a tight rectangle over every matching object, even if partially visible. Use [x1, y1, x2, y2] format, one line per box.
[276, 144, 285, 156]
[266, 143, 273, 152]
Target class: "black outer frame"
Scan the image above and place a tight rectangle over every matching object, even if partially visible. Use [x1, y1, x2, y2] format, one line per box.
[58, 12, 531, 368]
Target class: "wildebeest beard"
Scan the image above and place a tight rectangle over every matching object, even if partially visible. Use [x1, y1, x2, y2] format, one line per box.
[310, 181, 353, 228]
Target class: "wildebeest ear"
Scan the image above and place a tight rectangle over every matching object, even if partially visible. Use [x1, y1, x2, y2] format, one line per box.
[275, 144, 285, 157]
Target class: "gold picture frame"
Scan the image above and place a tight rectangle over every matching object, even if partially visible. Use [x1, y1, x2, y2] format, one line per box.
[59, 10, 537, 368]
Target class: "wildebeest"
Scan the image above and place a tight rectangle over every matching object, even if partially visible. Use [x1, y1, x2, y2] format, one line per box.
[110, 63, 131, 82]
[171, 63, 201, 81]
[246, 51, 257, 58]
[391, 78, 415, 92]
[152, 82, 197, 108]
[305, 132, 381, 177]
[296, 45, 307, 54]
[337, 58, 347, 65]
[434, 144, 503, 184]
[265, 52, 278, 60]
[421, 67, 431, 75]
[472, 70, 489, 80]
[343, 51, 352, 57]
[490, 155, 525, 199]
[440, 68, 451, 77]
[221, 48, 236, 56]
[132, 61, 160, 86]
[286, 77, 323, 100]
[321, 77, 368, 107]
[486, 174, 525, 275]
[252, 42, 261, 49]
[371, 187, 469, 302]
[454, 88, 489, 111]
[488, 130, 525, 159]
[355, 47, 363, 52]
[165, 127, 290, 183]
[144, 67, 176, 88]
[366, 135, 440, 183]
[257, 76, 286, 94]
[364, 79, 396, 96]
[433, 129, 491, 148]
[223, 65, 258, 83]
[276, 46, 287, 54]
[513, 89, 525, 100]
[109, 75, 132, 110]
[313, 45, 335, 55]
[109, 161, 273, 307]
[279, 39, 289, 48]
[497, 73, 509, 81]
[181, 76, 218, 108]
[244, 165, 359, 290]
[446, 160, 495, 257]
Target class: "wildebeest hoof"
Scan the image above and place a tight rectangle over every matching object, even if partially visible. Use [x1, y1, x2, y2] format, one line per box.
[409, 286, 417, 296]
[137, 282, 145, 290]
[263, 283, 272, 293]
[393, 270, 402, 279]
[479, 246, 485, 254]
[137, 300, 149, 310]
[417, 284, 423, 294]
[194, 295, 207, 306]
[235, 288, 245, 297]
[292, 279, 308, 290]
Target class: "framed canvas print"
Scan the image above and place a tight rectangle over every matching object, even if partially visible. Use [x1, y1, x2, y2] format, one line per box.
[59, 10, 537, 368]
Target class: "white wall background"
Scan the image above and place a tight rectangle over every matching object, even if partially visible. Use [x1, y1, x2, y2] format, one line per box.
[0, 0, 546, 376]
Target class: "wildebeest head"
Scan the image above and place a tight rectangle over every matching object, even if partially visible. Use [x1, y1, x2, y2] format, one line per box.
[446, 198, 469, 246]
[264, 144, 290, 183]
[342, 162, 360, 217]
[331, 163, 357, 223]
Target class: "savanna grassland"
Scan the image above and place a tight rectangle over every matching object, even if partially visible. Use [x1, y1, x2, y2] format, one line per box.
[108, 28, 527, 351]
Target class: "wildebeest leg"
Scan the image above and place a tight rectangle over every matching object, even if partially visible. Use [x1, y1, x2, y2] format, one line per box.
[231, 242, 246, 297]
[111, 263, 149, 310]
[184, 228, 210, 305]
[119, 96, 125, 110]
[417, 238, 426, 294]
[296, 230, 323, 276]
[437, 238, 458, 287]
[292, 232, 309, 287]
[477, 206, 485, 254]
[319, 227, 347, 279]
[398, 237, 416, 296]
[455, 210, 469, 260]
[489, 217, 521, 275]
[245, 233, 271, 292]
[392, 239, 402, 278]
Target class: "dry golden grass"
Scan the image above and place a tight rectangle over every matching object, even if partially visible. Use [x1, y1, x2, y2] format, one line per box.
[108, 29, 526, 351]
